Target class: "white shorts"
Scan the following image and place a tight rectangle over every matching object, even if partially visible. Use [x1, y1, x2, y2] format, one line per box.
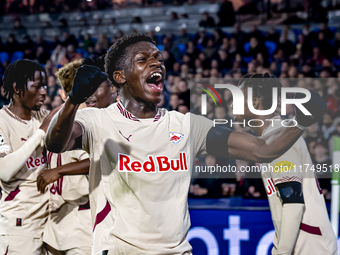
[0, 235, 45, 255]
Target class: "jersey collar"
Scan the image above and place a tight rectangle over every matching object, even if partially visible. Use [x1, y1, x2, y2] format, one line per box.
[3, 105, 31, 124]
[116, 101, 164, 122]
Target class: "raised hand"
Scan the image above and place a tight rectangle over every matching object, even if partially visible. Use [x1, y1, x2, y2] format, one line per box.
[69, 65, 107, 105]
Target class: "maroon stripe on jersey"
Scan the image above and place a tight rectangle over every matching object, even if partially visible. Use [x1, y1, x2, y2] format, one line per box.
[78, 151, 88, 160]
[116, 102, 140, 122]
[47, 152, 53, 166]
[78, 201, 90, 211]
[117, 102, 124, 113]
[56, 177, 63, 196]
[4, 186, 20, 201]
[153, 112, 161, 122]
[93, 201, 111, 232]
[4, 245, 8, 255]
[300, 223, 322, 236]
[57, 153, 62, 167]
[274, 176, 303, 185]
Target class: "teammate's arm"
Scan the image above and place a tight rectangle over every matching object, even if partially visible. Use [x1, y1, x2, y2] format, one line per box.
[45, 65, 107, 153]
[37, 158, 90, 193]
[45, 98, 83, 152]
[207, 123, 303, 163]
[275, 182, 304, 255]
[207, 89, 326, 162]
[0, 107, 61, 182]
[230, 123, 303, 162]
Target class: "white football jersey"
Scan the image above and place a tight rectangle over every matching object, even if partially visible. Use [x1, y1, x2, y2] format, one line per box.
[43, 150, 92, 251]
[75, 101, 212, 255]
[0, 105, 49, 237]
[261, 117, 337, 255]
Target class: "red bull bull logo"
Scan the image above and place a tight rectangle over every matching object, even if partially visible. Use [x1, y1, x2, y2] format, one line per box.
[169, 131, 184, 145]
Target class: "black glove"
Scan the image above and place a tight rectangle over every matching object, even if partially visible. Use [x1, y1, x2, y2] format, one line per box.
[69, 65, 107, 105]
[294, 89, 327, 128]
[82, 55, 105, 72]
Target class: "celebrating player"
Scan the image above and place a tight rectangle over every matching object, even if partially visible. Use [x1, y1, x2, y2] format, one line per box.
[0, 59, 59, 254]
[234, 73, 337, 255]
[45, 34, 326, 254]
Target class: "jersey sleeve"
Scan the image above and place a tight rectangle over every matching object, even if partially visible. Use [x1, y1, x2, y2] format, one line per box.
[268, 137, 305, 185]
[189, 113, 213, 157]
[74, 108, 99, 154]
[0, 125, 12, 158]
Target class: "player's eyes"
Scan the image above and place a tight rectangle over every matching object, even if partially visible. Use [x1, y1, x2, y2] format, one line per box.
[138, 58, 146, 62]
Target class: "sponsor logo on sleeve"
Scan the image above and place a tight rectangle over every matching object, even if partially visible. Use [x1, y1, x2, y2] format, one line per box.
[0, 134, 4, 146]
[169, 130, 184, 145]
[273, 161, 295, 173]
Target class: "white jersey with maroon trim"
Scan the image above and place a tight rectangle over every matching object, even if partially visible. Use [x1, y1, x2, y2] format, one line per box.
[43, 150, 92, 251]
[261, 117, 337, 255]
[74, 101, 212, 255]
[0, 105, 49, 237]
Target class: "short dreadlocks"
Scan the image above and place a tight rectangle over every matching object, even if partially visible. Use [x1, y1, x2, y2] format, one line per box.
[238, 73, 282, 110]
[104, 33, 155, 88]
[2, 59, 47, 100]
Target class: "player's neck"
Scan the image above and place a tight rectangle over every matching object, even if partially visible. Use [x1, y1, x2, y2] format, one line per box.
[120, 97, 158, 119]
[252, 114, 276, 136]
[8, 101, 32, 120]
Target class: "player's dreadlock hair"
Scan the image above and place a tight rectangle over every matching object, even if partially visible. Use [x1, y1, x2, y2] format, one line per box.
[105, 33, 156, 88]
[2, 59, 47, 100]
[238, 73, 282, 109]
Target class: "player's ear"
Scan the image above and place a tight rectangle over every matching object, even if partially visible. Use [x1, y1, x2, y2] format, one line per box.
[12, 82, 19, 94]
[113, 71, 126, 86]
[59, 89, 67, 102]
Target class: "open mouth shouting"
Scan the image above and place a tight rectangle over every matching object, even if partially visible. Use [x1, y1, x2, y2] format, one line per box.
[146, 72, 163, 92]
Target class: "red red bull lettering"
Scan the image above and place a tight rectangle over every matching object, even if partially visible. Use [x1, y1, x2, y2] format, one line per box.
[118, 152, 188, 173]
[25, 155, 46, 170]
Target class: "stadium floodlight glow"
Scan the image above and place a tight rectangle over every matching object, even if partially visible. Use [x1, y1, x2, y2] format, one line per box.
[87, 0, 92, 2]
[155, 26, 161, 32]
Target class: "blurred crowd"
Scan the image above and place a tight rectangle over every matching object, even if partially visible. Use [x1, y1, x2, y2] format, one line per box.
[1, 11, 340, 201]
[1, 0, 211, 15]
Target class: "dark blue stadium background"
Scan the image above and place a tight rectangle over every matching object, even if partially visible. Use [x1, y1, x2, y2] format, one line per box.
[2, 0, 340, 254]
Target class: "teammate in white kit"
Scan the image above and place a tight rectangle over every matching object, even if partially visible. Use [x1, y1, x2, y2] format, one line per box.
[234, 73, 337, 255]
[0, 60, 58, 254]
[45, 34, 326, 255]
[36, 58, 119, 255]
[38, 60, 92, 255]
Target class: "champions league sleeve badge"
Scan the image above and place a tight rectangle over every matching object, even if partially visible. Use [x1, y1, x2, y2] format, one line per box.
[169, 130, 184, 145]
[0, 134, 4, 146]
